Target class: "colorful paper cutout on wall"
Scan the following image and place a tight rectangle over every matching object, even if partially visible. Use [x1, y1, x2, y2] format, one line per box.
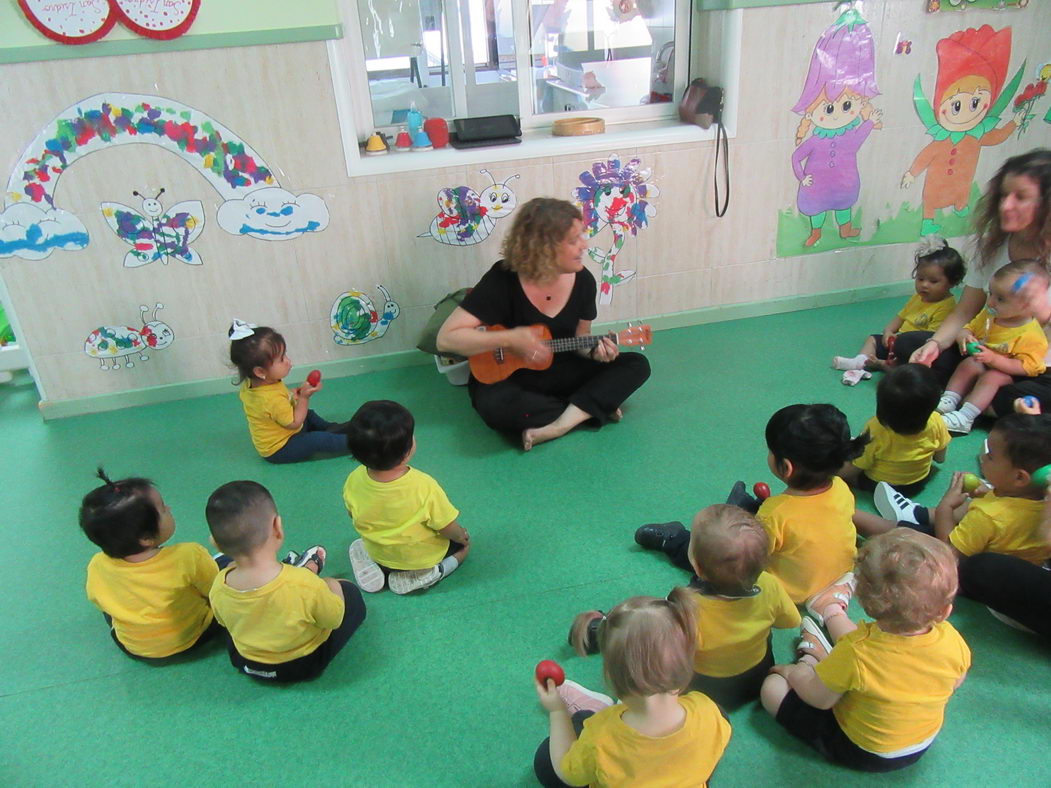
[1013, 62, 1050, 136]
[787, 7, 882, 252]
[901, 25, 1024, 237]
[100, 188, 204, 267]
[84, 303, 174, 370]
[330, 286, 400, 345]
[113, 0, 200, 40]
[418, 170, 520, 246]
[573, 154, 658, 306]
[926, 0, 1029, 13]
[17, 0, 117, 45]
[1, 93, 329, 260]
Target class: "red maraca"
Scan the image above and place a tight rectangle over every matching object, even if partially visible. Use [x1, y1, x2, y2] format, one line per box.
[535, 659, 565, 688]
[306, 369, 322, 387]
[753, 482, 771, 501]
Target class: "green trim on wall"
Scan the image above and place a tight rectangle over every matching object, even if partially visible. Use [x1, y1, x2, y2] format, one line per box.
[698, 0, 827, 9]
[38, 280, 914, 421]
[0, 0, 341, 65]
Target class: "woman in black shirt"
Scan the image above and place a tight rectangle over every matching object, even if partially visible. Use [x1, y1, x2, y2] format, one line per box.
[437, 198, 650, 450]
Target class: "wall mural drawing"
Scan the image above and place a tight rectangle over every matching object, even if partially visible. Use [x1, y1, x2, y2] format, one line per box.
[84, 303, 174, 370]
[1013, 62, 1050, 137]
[900, 25, 1024, 237]
[0, 93, 329, 260]
[573, 154, 658, 306]
[100, 188, 205, 267]
[419, 170, 520, 246]
[330, 286, 401, 345]
[788, 7, 882, 251]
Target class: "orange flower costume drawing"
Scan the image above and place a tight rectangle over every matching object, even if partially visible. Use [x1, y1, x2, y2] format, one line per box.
[901, 26, 1025, 237]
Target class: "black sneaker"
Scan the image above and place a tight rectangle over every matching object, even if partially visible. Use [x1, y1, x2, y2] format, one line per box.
[634, 521, 687, 551]
[725, 480, 761, 513]
[568, 611, 606, 656]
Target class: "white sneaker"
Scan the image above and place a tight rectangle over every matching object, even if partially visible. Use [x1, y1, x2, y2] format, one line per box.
[348, 539, 385, 592]
[557, 680, 614, 715]
[941, 410, 974, 435]
[388, 565, 442, 595]
[874, 482, 921, 525]
[936, 393, 960, 414]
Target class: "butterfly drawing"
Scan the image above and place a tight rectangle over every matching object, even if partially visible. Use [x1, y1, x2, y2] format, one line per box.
[100, 188, 205, 267]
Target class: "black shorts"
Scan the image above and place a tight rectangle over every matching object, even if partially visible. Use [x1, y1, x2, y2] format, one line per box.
[775, 689, 928, 772]
[689, 638, 774, 710]
[853, 469, 933, 498]
[227, 580, 367, 683]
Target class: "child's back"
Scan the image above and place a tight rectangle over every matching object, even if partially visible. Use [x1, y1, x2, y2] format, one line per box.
[950, 493, 1050, 564]
[758, 476, 857, 603]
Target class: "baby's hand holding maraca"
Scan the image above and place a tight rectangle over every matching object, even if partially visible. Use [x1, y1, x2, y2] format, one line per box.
[534, 660, 567, 711]
[1014, 396, 1041, 415]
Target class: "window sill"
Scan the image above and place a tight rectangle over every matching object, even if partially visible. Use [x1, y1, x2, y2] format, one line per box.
[342, 118, 729, 177]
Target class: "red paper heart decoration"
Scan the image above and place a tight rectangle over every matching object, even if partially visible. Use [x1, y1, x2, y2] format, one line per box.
[112, 0, 200, 40]
[18, 0, 118, 45]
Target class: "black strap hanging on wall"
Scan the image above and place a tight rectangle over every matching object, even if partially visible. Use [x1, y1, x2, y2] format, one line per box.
[713, 110, 729, 217]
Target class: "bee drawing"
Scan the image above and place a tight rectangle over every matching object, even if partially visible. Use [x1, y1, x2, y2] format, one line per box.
[100, 188, 205, 268]
[419, 170, 520, 246]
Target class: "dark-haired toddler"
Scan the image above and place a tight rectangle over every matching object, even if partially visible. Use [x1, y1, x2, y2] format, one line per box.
[340, 400, 471, 595]
[81, 469, 223, 660]
[228, 319, 348, 463]
[840, 364, 950, 497]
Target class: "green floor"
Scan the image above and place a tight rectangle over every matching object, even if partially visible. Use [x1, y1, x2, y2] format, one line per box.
[2, 297, 1048, 787]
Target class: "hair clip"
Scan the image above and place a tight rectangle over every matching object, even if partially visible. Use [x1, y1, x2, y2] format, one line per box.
[915, 234, 947, 257]
[229, 319, 257, 340]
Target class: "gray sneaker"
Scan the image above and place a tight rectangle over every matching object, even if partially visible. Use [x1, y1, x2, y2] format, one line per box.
[388, 566, 442, 595]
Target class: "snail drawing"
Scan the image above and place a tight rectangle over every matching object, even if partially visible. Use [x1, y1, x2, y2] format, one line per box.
[419, 169, 520, 246]
[330, 285, 401, 345]
[84, 303, 174, 370]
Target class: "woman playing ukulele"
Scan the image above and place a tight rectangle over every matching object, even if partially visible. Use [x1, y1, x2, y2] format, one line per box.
[437, 198, 650, 450]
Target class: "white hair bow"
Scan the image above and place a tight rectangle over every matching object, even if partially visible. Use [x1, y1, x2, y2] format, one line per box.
[228, 319, 257, 340]
[916, 234, 947, 257]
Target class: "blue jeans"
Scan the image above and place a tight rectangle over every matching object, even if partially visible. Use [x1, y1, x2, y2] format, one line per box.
[265, 410, 348, 464]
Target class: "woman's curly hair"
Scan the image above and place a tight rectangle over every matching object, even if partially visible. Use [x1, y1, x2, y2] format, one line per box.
[500, 198, 582, 282]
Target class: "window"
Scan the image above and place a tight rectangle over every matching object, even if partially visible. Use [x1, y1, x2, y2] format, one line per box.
[343, 0, 686, 130]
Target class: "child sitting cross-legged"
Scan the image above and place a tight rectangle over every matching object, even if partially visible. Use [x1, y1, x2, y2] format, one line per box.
[761, 530, 970, 773]
[206, 481, 366, 682]
[580, 504, 799, 710]
[534, 591, 732, 788]
[855, 413, 1051, 567]
[839, 364, 950, 497]
[340, 400, 470, 595]
[80, 468, 224, 660]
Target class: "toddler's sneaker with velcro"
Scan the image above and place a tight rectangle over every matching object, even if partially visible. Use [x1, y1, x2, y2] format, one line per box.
[388, 565, 442, 595]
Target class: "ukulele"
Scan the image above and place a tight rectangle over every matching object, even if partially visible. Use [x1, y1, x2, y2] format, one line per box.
[468, 323, 651, 384]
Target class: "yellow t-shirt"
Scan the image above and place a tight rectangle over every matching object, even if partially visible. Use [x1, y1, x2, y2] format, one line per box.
[85, 542, 217, 658]
[757, 477, 857, 604]
[949, 493, 1051, 564]
[342, 465, 460, 570]
[209, 564, 345, 664]
[815, 620, 970, 754]
[692, 572, 800, 677]
[853, 413, 950, 486]
[238, 380, 302, 457]
[964, 309, 1048, 376]
[897, 293, 956, 333]
[560, 692, 731, 788]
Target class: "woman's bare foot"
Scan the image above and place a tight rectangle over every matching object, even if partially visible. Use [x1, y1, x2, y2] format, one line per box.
[522, 404, 591, 451]
[610, 408, 623, 422]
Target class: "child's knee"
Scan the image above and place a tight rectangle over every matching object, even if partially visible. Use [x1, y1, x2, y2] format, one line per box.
[324, 577, 345, 599]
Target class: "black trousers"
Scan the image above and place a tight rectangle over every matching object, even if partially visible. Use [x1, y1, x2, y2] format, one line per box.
[468, 351, 650, 432]
[959, 552, 1051, 637]
[689, 639, 774, 710]
[227, 580, 367, 683]
[533, 710, 593, 788]
[893, 331, 1051, 415]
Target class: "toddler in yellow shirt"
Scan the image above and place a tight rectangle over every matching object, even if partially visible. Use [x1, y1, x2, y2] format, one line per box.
[833, 238, 963, 385]
[81, 468, 223, 660]
[855, 413, 1051, 569]
[761, 530, 970, 772]
[228, 321, 349, 463]
[534, 591, 732, 788]
[840, 364, 950, 497]
[340, 400, 471, 595]
[583, 505, 799, 710]
[206, 481, 366, 683]
[937, 261, 1050, 434]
